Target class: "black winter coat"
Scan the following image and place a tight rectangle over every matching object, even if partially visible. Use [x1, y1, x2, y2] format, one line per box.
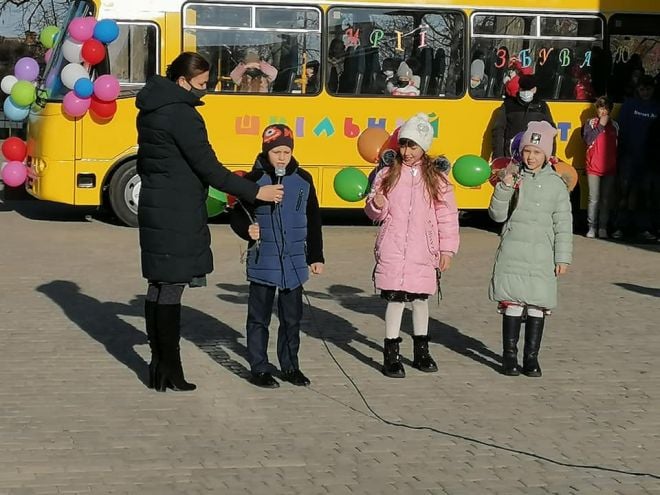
[491, 96, 555, 158]
[136, 75, 259, 283]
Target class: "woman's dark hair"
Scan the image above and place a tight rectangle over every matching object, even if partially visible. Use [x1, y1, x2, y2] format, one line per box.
[165, 52, 210, 81]
[594, 95, 613, 111]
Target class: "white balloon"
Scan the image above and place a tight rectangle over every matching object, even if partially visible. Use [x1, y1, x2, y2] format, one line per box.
[1, 75, 18, 95]
[62, 38, 83, 63]
[61, 63, 90, 90]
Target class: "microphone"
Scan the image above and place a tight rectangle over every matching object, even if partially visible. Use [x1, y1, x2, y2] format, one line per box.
[275, 166, 286, 184]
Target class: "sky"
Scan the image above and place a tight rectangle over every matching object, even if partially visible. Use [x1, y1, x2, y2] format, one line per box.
[0, 5, 26, 38]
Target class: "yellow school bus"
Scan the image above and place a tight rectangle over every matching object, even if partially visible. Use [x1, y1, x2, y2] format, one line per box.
[26, 0, 660, 226]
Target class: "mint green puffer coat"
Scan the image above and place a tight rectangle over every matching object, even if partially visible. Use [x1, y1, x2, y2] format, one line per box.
[488, 165, 573, 310]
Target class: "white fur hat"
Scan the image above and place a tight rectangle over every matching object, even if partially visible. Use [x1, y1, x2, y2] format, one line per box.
[398, 113, 434, 152]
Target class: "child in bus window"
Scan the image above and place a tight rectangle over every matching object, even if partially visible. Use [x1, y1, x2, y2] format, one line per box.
[305, 60, 320, 94]
[230, 50, 278, 93]
[387, 61, 420, 97]
[470, 59, 489, 97]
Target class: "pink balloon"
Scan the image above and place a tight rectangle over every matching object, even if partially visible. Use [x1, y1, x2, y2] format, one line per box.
[93, 74, 120, 102]
[62, 90, 91, 118]
[44, 49, 53, 64]
[1, 160, 28, 187]
[68, 16, 95, 42]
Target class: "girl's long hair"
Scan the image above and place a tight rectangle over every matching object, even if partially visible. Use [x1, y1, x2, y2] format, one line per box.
[380, 153, 450, 201]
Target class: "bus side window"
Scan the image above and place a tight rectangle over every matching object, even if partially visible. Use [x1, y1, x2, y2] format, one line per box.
[109, 23, 159, 89]
[326, 7, 465, 98]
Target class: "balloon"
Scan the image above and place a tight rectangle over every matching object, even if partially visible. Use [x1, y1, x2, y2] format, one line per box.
[44, 48, 53, 64]
[14, 57, 40, 82]
[89, 95, 117, 119]
[40, 25, 60, 48]
[62, 39, 83, 63]
[62, 91, 91, 118]
[333, 167, 369, 202]
[1, 161, 28, 187]
[452, 154, 491, 187]
[489, 156, 513, 187]
[381, 126, 401, 156]
[1, 74, 18, 95]
[226, 170, 248, 208]
[81, 39, 105, 65]
[74, 78, 94, 98]
[1, 137, 27, 162]
[3, 97, 30, 121]
[93, 74, 120, 101]
[206, 187, 227, 217]
[510, 131, 524, 162]
[68, 16, 96, 42]
[10, 80, 36, 107]
[357, 127, 390, 163]
[93, 19, 120, 44]
[60, 63, 89, 90]
[554, 161, 578, 191]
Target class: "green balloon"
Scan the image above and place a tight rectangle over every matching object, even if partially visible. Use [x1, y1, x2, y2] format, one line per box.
[40, 26, 60, 49]
[334, 167, 369, 202]
[452, 154, 491, 187]
[10, 81, 36, 107]
[206, 187, 227, 217]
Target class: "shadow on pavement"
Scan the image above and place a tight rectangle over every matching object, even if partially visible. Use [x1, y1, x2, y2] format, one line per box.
[327, 284, 502, 372]
[36, 280, 150, 387]
[614, 283, 660, 298]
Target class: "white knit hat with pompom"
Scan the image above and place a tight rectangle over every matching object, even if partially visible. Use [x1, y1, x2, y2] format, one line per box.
[398, 113, 434, 152]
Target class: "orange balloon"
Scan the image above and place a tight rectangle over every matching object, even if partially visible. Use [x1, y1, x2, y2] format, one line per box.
[554, 161, 578, 191]
[357, 127, 390, 163]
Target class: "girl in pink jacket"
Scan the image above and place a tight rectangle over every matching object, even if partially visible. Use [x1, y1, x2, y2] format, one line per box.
[365, 113, 460, 378]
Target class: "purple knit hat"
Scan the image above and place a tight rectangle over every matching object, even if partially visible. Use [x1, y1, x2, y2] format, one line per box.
[519, 121, 557, 160]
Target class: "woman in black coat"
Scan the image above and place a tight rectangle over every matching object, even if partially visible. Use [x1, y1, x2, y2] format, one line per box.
[136, 52, 283, 392]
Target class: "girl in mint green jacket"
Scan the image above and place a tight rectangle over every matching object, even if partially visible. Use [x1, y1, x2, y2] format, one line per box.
[489, 121, 573, 378]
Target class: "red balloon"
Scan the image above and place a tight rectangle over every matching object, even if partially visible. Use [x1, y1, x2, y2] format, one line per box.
[489, 157, 512, 187]
[227, 170, 248, 208]
[2, 137, 27, 162]
[81, 39, 106, 65]
[89, 96, 117, 120]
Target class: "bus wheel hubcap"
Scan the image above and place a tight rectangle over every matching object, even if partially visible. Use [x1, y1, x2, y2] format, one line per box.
[124, 175, 141, 215]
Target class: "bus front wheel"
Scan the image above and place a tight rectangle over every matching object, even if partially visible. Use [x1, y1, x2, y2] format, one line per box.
[108, 160, 140, 228]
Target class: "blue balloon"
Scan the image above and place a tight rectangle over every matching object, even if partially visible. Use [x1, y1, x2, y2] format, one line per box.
[93, 19, 119, 44]
[73, 78, 94, 98]
[3, 97, 30, 121]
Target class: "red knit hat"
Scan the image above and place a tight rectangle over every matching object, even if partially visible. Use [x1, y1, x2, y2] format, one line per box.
[262, 124, 294, 154]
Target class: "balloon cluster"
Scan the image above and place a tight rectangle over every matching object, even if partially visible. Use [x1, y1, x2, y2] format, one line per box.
[206, 170, 248, 217]
[1, 137, 29, 187]
[57, 17, 120, 120]
[1, 56, 41, 121]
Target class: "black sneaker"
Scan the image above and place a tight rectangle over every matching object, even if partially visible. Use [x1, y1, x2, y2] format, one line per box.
[250, 372, 280, 388]
[281, 369, 311, 386]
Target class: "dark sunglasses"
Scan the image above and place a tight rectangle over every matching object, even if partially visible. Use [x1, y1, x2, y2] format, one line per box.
[398, 138, 419, 148]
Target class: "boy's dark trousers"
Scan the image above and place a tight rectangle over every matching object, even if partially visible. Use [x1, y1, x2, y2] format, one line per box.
[247, 282, 303, 373]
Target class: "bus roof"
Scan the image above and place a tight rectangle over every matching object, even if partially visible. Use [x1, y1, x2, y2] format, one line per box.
[95, 0, 659, 16]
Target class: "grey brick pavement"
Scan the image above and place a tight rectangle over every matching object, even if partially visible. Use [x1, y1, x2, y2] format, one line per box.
[1, 198, 659, 494]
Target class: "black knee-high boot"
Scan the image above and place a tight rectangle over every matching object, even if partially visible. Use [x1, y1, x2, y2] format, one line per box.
[522, 316, 544, 377]
[502, 315, 522, 376]
[145, 300, 159, 389]
[155, 304, 196, 392]
[382, 337, 405, 378]
[412, 335, 438, 372]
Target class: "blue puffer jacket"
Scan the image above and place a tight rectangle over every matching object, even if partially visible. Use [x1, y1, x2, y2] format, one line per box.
[230, 155, 324, 290]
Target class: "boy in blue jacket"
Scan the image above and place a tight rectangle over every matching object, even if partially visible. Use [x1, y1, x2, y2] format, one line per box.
[230, 124, 324, 388]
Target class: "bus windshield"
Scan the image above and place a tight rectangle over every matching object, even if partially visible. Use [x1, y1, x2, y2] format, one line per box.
[39, 0, 95, 102]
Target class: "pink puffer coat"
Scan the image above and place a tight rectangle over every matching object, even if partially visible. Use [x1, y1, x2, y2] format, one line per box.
[365, 163, 460, 294]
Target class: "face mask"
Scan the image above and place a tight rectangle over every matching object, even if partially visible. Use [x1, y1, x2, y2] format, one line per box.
[185, 79, 207, 99]
[245, 68, 264, 78]
[396, 79, 409, 88]
[519, 90, 534, 103]
[384, 70, 394, 78]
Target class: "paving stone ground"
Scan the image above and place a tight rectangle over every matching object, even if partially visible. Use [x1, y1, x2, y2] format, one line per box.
[1, 195, 659, 494]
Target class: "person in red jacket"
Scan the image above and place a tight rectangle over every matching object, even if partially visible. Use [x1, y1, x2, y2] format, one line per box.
[582, 96, 618, 238]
